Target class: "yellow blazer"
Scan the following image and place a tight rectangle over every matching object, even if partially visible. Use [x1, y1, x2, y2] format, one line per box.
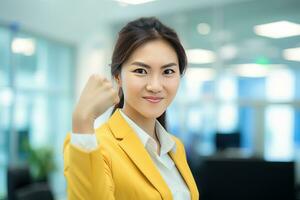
[63, 109, 199, 200]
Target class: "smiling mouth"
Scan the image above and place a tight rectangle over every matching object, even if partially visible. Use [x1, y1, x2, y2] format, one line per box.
[143, 97, 163, 103]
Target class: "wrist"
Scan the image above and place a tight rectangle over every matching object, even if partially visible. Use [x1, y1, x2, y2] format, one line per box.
[72, 111, 95, 133]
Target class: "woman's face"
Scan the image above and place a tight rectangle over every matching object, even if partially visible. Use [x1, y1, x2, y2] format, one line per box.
[116, 39, 181, 119]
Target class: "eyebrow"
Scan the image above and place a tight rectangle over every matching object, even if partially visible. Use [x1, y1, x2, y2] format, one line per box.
[130, 61, 177, 69]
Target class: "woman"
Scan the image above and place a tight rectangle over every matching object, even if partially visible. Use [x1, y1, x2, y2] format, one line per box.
[63, 17, 199, 200]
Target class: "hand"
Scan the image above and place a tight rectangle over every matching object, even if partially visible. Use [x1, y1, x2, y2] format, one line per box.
[72, 74, 120, 133]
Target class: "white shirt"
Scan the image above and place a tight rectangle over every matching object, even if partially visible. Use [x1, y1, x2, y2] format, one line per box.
[71, 110, 191, 200]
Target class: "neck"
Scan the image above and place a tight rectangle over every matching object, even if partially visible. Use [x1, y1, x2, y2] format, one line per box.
[121, 107, 157, 140]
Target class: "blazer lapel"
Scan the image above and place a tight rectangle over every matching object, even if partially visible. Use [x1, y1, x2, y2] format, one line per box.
[169, 138, 199, 200]
[107, 109, 173, 200]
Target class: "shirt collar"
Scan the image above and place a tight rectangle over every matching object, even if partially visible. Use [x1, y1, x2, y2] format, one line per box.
[119, 109, 176, 156]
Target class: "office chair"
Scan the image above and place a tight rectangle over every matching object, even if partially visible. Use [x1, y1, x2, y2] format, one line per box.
[7, 165, 54, 200]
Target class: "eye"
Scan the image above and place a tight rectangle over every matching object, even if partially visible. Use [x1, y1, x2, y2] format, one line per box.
[133, 68, 147, 74]
[164, 69, 175, 75]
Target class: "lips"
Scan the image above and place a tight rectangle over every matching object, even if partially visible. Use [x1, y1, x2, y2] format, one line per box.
[143, 96, 163, 103]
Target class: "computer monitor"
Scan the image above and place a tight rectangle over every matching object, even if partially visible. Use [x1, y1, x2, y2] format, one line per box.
[215, 132, 241, 151]
[196, 157, 295, 200]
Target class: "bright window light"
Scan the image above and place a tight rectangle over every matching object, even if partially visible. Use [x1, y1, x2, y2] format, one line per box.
[265, 106, 294, 161]
[15, 96, 29, 129]
[217, 76, 238, 133]
[266, 69, 295, 101]
[283, 47, 300, 62]
[0, 87, 14, 106]
[217, 76, 237, 101]
[185, 68, 215, 100]
[186, 49, 216, 64]
[114, 0, 156, 5]
[31, 96, 48, 147]
[218, 104, 238, 133]
[35, 70, 46, 87]
[11, 38, 36, 56]
[265, 68, 295, 160]
[254, 20, 300, 38]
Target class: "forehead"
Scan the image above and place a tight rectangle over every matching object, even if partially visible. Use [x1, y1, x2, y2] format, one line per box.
[125, 39, 178, 66]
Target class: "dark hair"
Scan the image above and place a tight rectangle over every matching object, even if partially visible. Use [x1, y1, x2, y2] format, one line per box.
[110, 17, 187, 128]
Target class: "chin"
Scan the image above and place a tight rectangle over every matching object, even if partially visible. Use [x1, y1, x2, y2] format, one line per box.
[139, 107, 165, 119]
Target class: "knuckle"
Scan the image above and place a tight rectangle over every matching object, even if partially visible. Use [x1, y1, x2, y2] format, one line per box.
[92, 74, 105, 82]
[91, 74, 99, 79]
[103, 81, 113, 89]
[97, 76, 105, 82]
[108, 82, 113, 88]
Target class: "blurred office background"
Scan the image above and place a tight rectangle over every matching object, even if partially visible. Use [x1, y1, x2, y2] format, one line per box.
[0, 0, 300, 199]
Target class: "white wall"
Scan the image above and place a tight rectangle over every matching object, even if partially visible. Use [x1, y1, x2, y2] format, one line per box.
[75, 24, 116, 127]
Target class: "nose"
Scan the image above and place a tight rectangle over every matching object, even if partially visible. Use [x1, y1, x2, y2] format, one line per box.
[146, 75, 163, 93]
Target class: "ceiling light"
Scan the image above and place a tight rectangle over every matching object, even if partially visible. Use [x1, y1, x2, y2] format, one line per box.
[186, 49, 216, 64]
[186, 67, 216, 81]
[254, 20, 300, 38]
[115, 0, 156, 5]
[197, 23, 211, 35]
[283, 47, 300, 62]
[11, 38, 35, 56]
[219, 44, 238, 60]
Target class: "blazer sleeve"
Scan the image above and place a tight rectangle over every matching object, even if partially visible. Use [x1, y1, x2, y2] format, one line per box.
[63, 133, 115, 200]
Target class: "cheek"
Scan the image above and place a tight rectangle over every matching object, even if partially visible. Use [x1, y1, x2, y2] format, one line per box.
[165, 78, 180, 96]
[122, 76, 144, 97]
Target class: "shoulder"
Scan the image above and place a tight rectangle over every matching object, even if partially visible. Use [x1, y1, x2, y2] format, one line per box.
[169, 134, 187, 154]
[170, 134, 183, 146]
[94, 122, 115, 142]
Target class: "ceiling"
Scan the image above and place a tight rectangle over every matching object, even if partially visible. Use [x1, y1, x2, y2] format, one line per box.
[0, 0, 251, 44]
[0, 0, 299, 69]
